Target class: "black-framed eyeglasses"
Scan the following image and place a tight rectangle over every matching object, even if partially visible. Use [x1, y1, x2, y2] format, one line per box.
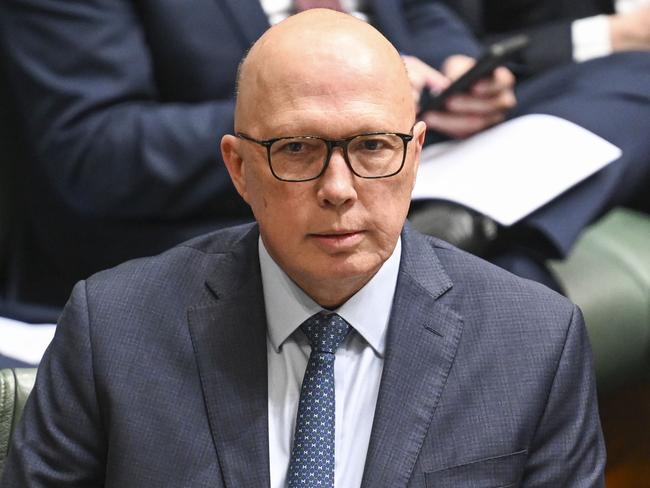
[236, 128, 415, 182]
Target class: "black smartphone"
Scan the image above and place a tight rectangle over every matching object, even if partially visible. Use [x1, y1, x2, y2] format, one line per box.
[418, 34, 529, 113]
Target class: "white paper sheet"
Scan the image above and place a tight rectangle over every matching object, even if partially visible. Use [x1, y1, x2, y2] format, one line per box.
[411, 114, 622, 226]
[0, 317, 56, 365]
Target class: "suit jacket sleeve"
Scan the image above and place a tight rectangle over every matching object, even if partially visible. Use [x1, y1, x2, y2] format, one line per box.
[399, 0, 482, 69]
[521, 305, 606, 486]
[0, 282, 106, 486]
[0, 0, 241, 221]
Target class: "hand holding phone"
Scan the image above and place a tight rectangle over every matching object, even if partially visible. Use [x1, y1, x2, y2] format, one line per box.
[419, 34, 529, 113]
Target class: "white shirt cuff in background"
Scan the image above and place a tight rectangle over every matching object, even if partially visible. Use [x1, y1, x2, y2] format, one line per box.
[616, 0, 650, 14]
[572, 14, 613, 62]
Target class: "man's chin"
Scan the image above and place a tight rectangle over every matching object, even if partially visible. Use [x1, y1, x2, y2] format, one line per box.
[311, 254, 382, 287]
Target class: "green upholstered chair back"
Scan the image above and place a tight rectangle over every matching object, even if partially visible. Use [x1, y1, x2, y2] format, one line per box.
[550, 208, 650, 393]
[0, 368, 37, 477]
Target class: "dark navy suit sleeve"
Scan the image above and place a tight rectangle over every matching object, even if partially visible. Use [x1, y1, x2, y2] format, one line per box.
[522, 305, 606, 486]
[0, 0, 239, 220]
[1, 282, 106, 486]
[398, 0, 481, 68]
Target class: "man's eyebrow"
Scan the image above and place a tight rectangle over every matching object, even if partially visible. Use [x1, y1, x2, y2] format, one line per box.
[262, 127, 407, 139]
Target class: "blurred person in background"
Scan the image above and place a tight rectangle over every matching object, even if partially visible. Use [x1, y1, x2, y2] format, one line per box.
[430, 0, 650, 288]
[0, 0, 512, 309]
[0, 0, 648, 310]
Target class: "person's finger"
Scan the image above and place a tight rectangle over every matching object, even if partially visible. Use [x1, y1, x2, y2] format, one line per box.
[402, 55, 450, 110]
[403, 55, 449, 91]
[445, 89, 516, 115]
[471, 67, 516, 98]
[442, 54, 475, 81]
[422, 110, 506, 139]
[417, 64, 450, 93]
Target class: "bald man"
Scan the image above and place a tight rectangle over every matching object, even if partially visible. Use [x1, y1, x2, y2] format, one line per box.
[1, 10, 605, 488]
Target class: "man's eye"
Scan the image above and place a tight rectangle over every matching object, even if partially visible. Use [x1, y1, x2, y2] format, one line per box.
[362, 139, 384, 151]
[275, 139, 321, 155]
[279, 141, 304, 153]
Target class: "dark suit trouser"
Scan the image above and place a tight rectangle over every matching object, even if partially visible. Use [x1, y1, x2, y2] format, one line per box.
[492, 51, 650, 289]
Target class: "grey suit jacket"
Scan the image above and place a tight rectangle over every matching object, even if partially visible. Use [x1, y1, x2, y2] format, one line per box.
[1, 223, 605, 487]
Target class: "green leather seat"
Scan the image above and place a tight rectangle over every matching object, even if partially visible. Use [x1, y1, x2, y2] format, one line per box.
[0, 368, 37, 477]
[550, 208, 650, 393]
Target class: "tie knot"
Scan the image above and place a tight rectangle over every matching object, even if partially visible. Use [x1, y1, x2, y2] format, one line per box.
[300, 311, 350, 353]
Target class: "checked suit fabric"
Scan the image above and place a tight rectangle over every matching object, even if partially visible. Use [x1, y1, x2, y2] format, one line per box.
[287, 311, 351, 487]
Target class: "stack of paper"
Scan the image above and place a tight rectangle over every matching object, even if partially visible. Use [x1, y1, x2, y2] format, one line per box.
[411, 114, 622, 226]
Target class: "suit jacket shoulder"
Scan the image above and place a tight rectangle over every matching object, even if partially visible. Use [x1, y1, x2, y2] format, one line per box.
[389, 227, 604, 487]
[85, 222, 259, 308]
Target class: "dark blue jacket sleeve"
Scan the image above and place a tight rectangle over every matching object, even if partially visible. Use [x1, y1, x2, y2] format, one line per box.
[396, 0, 482, 68]
[0, 0, 242, 220]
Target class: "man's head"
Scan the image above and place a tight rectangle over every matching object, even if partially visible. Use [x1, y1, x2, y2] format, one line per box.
[221, 9, 426, 308]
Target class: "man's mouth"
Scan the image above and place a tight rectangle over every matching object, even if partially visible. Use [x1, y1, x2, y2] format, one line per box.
[309, 230, 365, 250]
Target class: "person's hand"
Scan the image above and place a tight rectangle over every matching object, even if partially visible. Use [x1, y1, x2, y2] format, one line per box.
[431, 55, 516, 138]
[401, 54, 451, 107]
[609, 6, 650, 52]
[403, 54, 516, 139]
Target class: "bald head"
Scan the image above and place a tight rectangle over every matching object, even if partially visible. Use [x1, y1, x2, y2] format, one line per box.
[221, 9, 427, 308]
[235, 9, 414, 132]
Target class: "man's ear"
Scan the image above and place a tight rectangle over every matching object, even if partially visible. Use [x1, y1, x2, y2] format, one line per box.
[413, 120, 427, 151]
[221, 134, 250, 204]
[411, 120, 427, 174]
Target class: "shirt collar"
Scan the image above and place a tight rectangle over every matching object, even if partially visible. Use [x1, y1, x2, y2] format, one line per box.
[259, 236, 401, 357]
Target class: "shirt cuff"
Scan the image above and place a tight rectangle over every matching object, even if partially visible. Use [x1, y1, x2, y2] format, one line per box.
[571, 14, 613, 62]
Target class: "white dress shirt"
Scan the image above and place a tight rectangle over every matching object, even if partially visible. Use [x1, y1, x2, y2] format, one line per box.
[572, 0, 650, 62]
[259, 0, 368, 25]
[260, 236, 401, 488]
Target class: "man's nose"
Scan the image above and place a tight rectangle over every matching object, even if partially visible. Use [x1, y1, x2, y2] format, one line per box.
[316, 148, 358, 208]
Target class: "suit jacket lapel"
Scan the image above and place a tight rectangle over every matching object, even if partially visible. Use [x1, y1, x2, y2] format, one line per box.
[221, 0, 270, 47]
[187, 226, 271, 488]
[361, 226, 464, 488]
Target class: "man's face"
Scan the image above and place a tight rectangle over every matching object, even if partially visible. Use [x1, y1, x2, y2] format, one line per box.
[223, 23, 426, 306]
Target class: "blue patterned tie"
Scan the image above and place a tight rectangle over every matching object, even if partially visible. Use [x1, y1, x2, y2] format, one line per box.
[287, 311, 351, 488]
